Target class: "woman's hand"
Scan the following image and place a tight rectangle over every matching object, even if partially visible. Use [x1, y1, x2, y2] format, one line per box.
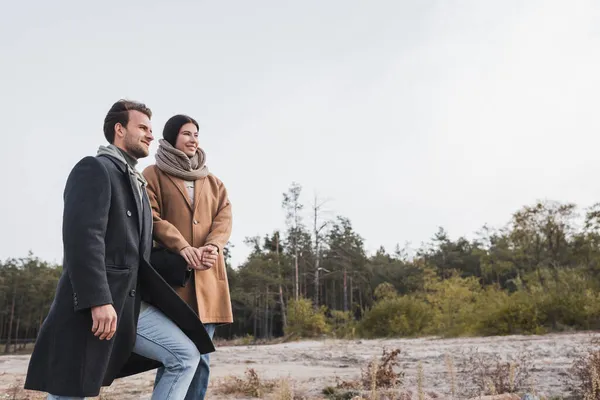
[179, 246, 204, 269]
[196, 245, 218, 270]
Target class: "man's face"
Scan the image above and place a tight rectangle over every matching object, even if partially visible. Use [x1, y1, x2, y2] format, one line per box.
[117, 110, 153, 159]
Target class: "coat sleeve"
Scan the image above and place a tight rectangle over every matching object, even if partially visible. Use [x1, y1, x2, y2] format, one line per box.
[143, 168, 191, 253]
[205, 180, 232, 252]
[63, 157, 113, 311]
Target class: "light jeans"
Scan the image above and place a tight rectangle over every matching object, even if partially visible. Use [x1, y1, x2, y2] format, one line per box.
[185, 323, 216, 400]
[48, 304, 201, 400]
[156, 323, 216, 400]
[133, 304, 201, 400]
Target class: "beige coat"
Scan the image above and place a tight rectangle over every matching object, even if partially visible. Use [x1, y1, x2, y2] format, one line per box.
[143, 165, 233, 324]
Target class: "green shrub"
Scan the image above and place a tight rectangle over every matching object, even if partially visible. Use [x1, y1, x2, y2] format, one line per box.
[425, 275, 481, 336]
[373, 282, 397, 301]
[328, 310, 356, 338]
[475, 288, 544, 335]
[359, 295, 433, 338]
[285, 298, 330, 337]
[533, 268, 599, 330]
[474, 268, 600, 335]
[286, 268, 600, 340]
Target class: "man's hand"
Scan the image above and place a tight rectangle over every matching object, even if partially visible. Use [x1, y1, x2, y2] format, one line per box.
[180, 246, 204, 268]
[91, 304, 117, 340]
[195, 245, 218, 270]
[206, 244, 219, 254]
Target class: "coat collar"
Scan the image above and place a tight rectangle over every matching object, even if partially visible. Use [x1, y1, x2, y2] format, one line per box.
[164, 173, 207, 213]
[98, 153, 127, 174]
[98, 153, 146, 233]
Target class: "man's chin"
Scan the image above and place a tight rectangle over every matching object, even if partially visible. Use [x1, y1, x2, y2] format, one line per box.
[130, 148, 149, 159]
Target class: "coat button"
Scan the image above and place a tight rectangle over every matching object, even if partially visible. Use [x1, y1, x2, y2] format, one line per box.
[129, 290, 136, 297]
[127, 210, 132, 217]
[193, 220, 198, 225]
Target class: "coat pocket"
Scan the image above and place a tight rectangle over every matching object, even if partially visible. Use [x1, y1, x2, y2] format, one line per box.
[81, 266, 133, 391]
[105, 266, 133, 316]
[217, 257, 225, 281]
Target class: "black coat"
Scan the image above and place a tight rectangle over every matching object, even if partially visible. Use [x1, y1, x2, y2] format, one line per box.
[24, 154, 214, 397]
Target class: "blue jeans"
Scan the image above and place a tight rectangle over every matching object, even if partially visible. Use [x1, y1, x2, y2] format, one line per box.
[48, 304, 202, 400]
[155, 323, 216, 400]
[134, 304, 201, 400]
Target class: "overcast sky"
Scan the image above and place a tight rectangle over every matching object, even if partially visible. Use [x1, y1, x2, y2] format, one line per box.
[0, 0, 599, 267]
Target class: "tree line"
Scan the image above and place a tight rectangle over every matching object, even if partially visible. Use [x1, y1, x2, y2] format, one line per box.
[3, 183, 600, 352]
[0, 255, 61, 353]
[221, 186, 600, 339]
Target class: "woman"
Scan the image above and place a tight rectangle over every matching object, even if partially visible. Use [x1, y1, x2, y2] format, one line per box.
[143, 114, 233, 400]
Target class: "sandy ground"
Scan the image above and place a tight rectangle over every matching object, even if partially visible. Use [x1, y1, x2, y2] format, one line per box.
[0, 332, 597, 399]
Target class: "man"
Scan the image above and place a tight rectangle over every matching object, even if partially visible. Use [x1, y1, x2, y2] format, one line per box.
[25, 100, 215, 399]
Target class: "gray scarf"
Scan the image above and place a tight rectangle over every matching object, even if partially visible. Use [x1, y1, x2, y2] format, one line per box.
[97, 144, 148, 188]
[155, 139, 209, 180]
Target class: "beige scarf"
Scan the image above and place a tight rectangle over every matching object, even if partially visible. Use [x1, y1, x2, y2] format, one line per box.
[155, 139, 209, 180]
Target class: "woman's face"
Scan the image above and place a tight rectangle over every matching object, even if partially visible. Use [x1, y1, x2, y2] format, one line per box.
[175, 122, 199, 157]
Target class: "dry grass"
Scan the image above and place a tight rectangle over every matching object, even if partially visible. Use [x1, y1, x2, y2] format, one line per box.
[363, 349, 404, 390]
[272, 378, 312, 400]
[0, 380, 48, 400]
[457, 349, 534, 397]
[274, 378, 294, 400]
[445, 354, 457, 399]
[213, 368, 277, 398]
[5, 380, 24, 400]
[332, 348, 409, 400]
[0, 381, 46, 400]
[416, 362, 424, 400]
[338, 348, 404, 392]
[212, 371, 311, 400]
[328, 345, 540, 399]
[0, 342, 562, 400]
[569, 348, 600, 399]
[329, 346, 538, 400]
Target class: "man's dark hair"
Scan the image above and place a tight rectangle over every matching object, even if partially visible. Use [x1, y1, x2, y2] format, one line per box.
[103, 99, 152, 143]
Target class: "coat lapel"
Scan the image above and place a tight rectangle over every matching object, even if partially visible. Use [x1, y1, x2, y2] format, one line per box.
[127, 170, 144, 234]
[165, 174, 193, 211]
[140, 190, 153, 261]
[97, 154, 144, 233]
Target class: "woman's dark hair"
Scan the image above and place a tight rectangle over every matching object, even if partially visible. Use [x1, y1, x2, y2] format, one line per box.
[163, 114, 199, 147]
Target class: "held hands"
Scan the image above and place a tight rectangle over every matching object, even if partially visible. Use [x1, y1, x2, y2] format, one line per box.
[180, 245, 218, 271]
[180, 246, 204, 268]
[200, 245, 219, 269]
[91, 304, 117, 340]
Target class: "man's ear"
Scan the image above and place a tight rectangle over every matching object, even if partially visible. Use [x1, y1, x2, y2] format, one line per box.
[114, 123, 125, 140]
